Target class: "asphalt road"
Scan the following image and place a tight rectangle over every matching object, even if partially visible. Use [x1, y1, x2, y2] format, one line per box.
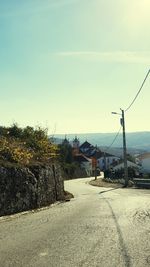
[0, 177, 150, 267]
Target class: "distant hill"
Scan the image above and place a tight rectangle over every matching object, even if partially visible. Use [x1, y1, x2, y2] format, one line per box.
[98, 146, 146, 157]
[53, 132, 150, 155]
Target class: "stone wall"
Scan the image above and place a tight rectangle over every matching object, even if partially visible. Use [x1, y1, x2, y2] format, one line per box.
[0, 164, 64, 216]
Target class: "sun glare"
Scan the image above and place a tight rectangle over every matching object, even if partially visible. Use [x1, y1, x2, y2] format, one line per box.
[125, 0, 150, 30]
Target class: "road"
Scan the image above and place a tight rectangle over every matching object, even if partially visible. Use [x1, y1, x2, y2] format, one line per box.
[0, 177, 150, 267]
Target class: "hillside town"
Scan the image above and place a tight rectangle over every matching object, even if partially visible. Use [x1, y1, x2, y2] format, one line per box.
[58, 136, 150, 179]
[1, 1, 150, 266]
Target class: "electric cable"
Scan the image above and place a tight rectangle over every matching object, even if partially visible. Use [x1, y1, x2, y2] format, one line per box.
[104, 126, 122, 153]
[102, 70, 150, 156]
[125, 69, 150, 112]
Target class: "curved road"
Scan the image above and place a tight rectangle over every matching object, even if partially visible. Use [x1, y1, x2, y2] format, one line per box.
[0, 177, 150, 267]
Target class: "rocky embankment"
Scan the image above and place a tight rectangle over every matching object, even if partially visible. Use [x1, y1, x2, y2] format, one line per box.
[0, 164, 64, 216]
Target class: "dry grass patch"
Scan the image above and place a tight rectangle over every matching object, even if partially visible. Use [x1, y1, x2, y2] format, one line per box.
[89, 178, 122, 189]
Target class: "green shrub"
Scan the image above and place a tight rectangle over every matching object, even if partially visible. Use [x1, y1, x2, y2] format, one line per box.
[0, 125, 58, 165]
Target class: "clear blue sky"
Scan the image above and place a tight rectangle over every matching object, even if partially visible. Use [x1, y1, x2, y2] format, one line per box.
[0, 0, 150, 134]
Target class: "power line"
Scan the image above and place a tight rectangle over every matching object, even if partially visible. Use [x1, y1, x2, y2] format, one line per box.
[104, 126, 122, 153]
[125, 69, 150, 112]
[103, 70, 149, 156]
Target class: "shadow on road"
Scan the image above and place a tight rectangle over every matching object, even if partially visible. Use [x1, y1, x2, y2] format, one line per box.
[99, 187, 123, 194]
[99, 190, 131, 267]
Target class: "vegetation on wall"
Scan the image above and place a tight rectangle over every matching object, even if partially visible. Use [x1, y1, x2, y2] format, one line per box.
[0, 124, 58, 165]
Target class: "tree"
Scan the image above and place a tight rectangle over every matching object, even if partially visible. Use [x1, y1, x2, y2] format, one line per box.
[58, 143, 73, 164]
[8, 123, 23, 138]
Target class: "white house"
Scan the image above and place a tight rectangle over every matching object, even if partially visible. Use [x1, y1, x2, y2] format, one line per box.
[97, 153, 120, 170]
[138, 153, 150, 174]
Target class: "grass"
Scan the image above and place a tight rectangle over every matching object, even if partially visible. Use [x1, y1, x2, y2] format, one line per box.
[89, 178, 123, 189]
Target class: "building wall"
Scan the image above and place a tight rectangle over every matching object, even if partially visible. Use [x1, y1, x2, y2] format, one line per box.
[81, 161, 92, 176]
[97, 156, 119, 170]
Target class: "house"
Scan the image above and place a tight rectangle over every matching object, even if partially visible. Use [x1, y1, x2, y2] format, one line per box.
[138, 153, 150, 174]
[74, 154, 92, 176]
[79, 141, 96, 157]
[97, 152, 120, 171]
[80, 141, 104, 159]
[79, 141, 120, 171]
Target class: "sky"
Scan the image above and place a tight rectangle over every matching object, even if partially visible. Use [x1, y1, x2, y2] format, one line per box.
[0, 0, 150, 134]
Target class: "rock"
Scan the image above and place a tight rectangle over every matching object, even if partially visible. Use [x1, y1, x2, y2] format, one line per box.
[0, 164, 64, 216]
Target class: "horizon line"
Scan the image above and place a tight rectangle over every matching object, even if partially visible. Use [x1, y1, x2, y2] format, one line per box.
[52, 131, 150, 136]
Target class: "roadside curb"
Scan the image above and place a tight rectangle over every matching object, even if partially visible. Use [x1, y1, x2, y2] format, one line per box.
[0, 202, 62, 223]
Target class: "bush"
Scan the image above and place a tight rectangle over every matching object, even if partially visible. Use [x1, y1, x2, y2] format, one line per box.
[0, 125, 58, 165]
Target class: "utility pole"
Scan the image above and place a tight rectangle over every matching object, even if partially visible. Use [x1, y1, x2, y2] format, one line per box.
[104, 152, 107, 171]
[112, 109, 128, 187]
[94, 146, 97, 180]
[120, 109, 128, 187]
